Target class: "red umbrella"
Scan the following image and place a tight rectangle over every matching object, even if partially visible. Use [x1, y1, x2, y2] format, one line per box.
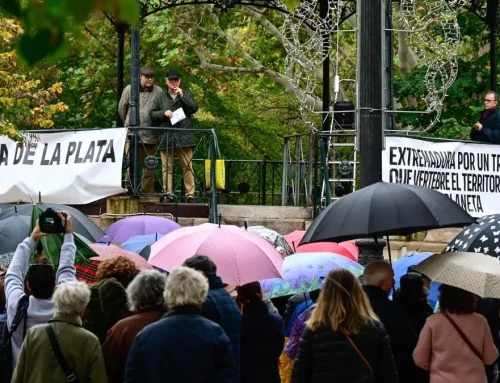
[284, 230, 358, 261]
[89, 244, 153, 271]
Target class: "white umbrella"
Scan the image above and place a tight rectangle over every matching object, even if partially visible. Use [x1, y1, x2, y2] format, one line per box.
[413, 252, 500, 298]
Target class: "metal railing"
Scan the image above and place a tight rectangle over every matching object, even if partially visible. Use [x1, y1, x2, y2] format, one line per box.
[125, 127, 218, 223]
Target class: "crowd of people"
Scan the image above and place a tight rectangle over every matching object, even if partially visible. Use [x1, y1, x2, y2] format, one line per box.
[1, 217, 500, 383]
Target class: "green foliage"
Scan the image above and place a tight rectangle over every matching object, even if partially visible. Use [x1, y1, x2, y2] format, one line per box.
[393, 11, 496, 140]
[0, 0, 139, 65]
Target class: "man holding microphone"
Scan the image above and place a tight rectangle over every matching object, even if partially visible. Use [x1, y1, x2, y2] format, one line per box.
[150, 70, 199, 203]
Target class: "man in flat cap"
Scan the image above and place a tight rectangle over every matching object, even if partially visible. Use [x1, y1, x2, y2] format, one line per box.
[150, 70, 199, 203]
[119, 65, 163, 193]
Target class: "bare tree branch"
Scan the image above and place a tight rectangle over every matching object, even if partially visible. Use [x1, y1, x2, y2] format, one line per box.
[177, 26, 323, 112]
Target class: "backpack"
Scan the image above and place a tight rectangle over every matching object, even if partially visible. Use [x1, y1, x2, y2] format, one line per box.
[0, 295, 29, 382]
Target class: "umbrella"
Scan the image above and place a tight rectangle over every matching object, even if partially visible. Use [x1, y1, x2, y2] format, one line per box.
[149, 223, 284, 286]
[102, 216, 180, 243]
[74, 233, 92, 245]
[301, 181, 475, 262]
[0, 215, 31, 253]
[246, 226, 294, 257]
[413, 252, 500, 298]
[0, 252, 14, 272]
[76, 260, 100, 284]
[445, 214, 500, 256]
[30, 205, 97, 269]
[139, 245, 152, 260]
[284, 230, 358, 261]
[121, 233, 164, 259]
[260, 252, 364, 299]
[393, 252, 439, 308]
[89, 244, 153, 270]
[0, 203, 104, 242]
[0, 203, 13, 214]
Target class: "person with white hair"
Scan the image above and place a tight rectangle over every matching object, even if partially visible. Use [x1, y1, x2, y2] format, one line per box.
[11, 281, 107, 383]
[363, 260, 424, 383]
[124, 267, 235, 383]
[102, 270, 167, 383]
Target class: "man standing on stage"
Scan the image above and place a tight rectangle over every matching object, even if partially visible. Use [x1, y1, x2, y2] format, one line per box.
[119, 65, 163, 193]
[149, 70, 199, 203]
[470, 91, 500, 144]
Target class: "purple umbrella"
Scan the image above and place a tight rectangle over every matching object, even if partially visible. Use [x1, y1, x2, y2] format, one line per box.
[101, 216, 181, 243]
[260, 252, 364, 299]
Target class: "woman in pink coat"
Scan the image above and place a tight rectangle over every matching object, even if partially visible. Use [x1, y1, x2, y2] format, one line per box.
[413, 284, 498, 383]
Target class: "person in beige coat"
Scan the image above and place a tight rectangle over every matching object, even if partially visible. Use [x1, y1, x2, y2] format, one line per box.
[119, 65, 163, 193]
[11, 280, 107, 383]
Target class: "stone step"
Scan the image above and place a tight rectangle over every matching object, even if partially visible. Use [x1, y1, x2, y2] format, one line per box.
[218, 204, 313, 220]
[220, 217, 307, 235]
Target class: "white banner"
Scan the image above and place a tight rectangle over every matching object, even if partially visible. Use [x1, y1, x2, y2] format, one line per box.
[382, 136, 500, 217]
[0, 128, 127, 204]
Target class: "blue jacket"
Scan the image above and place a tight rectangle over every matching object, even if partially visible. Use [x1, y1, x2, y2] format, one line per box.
[124, 306, 236, 383]
[202, 275, 242, 380]
[241, 300, 284, 383]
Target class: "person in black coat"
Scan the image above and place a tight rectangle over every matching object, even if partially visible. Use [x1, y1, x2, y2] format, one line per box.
[470, 91, 500, 144]
[291, 269, 398, 383]
[394, 272, 433, 336]
[124, 267, 235, 383]
[236, 282, 284, 383]
[183, 254, 242, 381]
[363, 261, 425, 383]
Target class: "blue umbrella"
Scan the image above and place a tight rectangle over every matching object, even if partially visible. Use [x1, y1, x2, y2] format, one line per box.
[121, 233, 164, 256]
[393, 252, 439, 309]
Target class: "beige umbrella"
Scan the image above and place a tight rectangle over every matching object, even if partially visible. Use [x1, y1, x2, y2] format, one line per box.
[413, 252, 500, 298]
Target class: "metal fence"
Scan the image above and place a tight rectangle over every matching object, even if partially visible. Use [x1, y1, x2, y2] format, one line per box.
[125, 127, 218, 222]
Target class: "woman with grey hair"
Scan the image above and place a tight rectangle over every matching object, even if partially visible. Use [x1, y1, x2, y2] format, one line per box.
[124, 267, 235, 383]
[102, 270, 167, 383]
[11, 281, 107, 383]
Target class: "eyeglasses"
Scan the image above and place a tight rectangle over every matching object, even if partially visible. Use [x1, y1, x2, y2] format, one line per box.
[167, 78, 180, 82]
[484, 99, 497, 102]
[142, 75, 154, 79]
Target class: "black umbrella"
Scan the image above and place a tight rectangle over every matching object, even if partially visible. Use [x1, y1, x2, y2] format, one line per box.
[301, 181, 475, 262]
[0, 215, 31, 253]
[0, 203, 104, 242]
[0, 204, 13, 214]
[139, 245, 151, 260]
[445, 214, 500, 256]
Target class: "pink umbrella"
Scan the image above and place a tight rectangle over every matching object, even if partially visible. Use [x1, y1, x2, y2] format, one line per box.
[149, 223, 284, 286]
[89, 244, 153, 271]
[284, 230, 359, 261]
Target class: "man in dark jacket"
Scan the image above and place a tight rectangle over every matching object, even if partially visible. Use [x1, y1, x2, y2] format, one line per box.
[183, 255, 242, 382]
[124, 267, 235, 383]
[470, 91, 500, 143]
[150, 70, 199, 203]
[363, 260, 426, 383]
[394, 272, 433, 336]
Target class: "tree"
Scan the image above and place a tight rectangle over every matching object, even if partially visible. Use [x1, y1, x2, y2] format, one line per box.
[0, 0, 139, 65]
[0, 17, 68, 139]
